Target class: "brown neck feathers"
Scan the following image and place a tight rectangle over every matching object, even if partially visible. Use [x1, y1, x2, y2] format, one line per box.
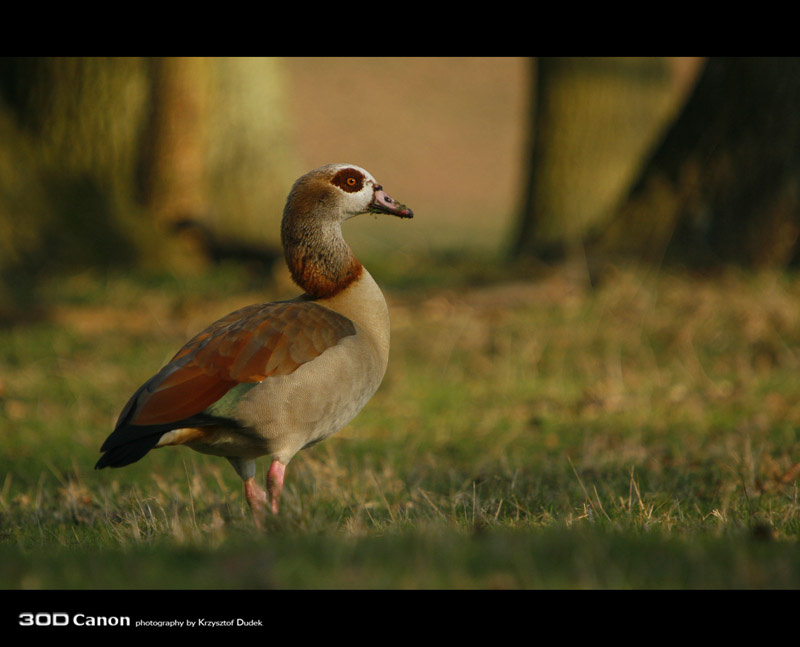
[282, 218, 363, 299]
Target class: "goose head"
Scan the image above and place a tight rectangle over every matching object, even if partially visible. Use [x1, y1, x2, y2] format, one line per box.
[281, 164, 412, 298]
[283, 164, 413, 225]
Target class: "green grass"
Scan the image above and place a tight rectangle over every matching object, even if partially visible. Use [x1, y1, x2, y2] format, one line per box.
[2, 257, 800, 589]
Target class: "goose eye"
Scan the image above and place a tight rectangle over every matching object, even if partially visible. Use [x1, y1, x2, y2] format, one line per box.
[332, 168, 364, 193]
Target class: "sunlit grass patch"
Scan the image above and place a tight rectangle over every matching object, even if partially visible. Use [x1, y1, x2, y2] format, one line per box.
[2, 262, 800, 587]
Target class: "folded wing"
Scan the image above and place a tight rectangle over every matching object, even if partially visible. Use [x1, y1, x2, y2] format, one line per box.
[96, 300, 356, 467]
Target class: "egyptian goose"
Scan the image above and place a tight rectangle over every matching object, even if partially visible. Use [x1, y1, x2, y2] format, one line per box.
[96, 164, 412, 523]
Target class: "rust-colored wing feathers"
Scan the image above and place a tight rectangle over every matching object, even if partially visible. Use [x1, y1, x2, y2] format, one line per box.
[126, 301, 355, 427]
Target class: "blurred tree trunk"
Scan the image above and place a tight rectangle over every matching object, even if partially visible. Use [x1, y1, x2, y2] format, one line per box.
[141, 57, 211, 229]
[512, 57, 694, 261]
[0, 57, 296, 315]
[589, 57, 800, 269]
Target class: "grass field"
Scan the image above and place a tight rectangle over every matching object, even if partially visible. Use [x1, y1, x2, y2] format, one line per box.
[7, 57, 800, 608]
[2, 251, 800, 590]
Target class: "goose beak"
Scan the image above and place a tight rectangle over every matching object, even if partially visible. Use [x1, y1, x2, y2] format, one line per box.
[369, 187, 413, 218]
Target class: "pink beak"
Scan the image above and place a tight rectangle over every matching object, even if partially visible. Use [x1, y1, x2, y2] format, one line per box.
[369, 187, 413, 218]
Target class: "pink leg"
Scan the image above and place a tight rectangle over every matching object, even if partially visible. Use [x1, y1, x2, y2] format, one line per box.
[267, 459, 286, 515]
[244, 477, 268, 527]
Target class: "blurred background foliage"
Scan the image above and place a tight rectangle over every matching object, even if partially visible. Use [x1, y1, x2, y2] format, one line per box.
[1, 57, 799, 318]
[0, 57, 297, 316]
[4, 58, 800, 589]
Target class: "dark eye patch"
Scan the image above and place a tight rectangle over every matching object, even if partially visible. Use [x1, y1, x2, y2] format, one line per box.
[331, 168, 365, 193]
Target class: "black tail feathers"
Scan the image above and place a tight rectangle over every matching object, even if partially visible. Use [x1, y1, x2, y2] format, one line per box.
[95, 433, 162, 469]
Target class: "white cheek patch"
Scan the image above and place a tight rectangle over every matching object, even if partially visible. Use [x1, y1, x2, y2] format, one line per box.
[341, 185, 375, 218]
